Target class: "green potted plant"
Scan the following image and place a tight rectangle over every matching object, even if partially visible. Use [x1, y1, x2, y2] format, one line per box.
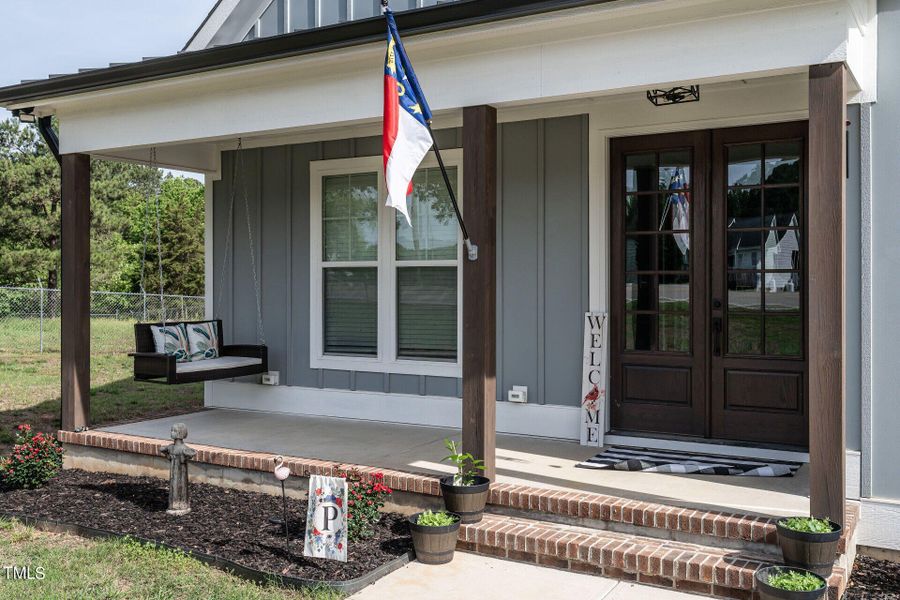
[755, 566, 827, 600]
[776, 516, 842, 577]
[408, 510, 461, 565]
[439, 439, 490, 523]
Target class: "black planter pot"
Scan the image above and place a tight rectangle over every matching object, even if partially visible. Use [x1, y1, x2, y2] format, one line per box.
[755, 566, 827, 600]
[776, 519, 842, 577]
[407, 512, 461, 565]
[439, 476, 490, 524]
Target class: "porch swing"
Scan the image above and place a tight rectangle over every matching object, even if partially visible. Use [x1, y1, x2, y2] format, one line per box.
[130, 142, 268, 384]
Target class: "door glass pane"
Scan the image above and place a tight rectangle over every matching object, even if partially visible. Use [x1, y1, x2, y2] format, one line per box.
[659, 274, 689, 312]
[764, 230, 801, 270]
[322, 173, 378, 262]
[626, 153, 656, 192]
[324, 267, 377, 355]
[396, 167, 458, 260]
[727, 188, 762, 228]
[625, 274, 654, 310]
[625, 195, 656, 231]
[728, 271, 761, 311]
[728, 314, 762, 355]
[727, 231, 762, 269]
[397, 267, 457, 360]
[765, 187, 800, 227]
[658, 192, 690, 231]
[659, 150, 691, 190]
[659, 234, 690, 271]
[290, 0, 315, 30]
[625, 236, 655, 271]
[728, 144, 762, 186]
[659, 314, 689, 352]
[625, 314, 654, 351]
[765, 315, 802, 356]
[765, 141, 801, 184]
[764, 273, 801, 311]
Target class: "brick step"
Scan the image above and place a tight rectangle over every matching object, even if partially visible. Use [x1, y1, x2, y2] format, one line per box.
[457, 513, 848, 600]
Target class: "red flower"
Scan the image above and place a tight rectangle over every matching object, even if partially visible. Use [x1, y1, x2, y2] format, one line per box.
[347, 512, 352, 519]
[337, 543, 343, 550]
[335, 497, 343, 507]
[348, 500, 354, 506]
[313, 528, 321, 536]
[315, 488, 322, 496]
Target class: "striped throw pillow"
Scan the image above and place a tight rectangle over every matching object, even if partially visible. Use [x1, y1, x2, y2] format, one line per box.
[186, 321, 220, 361]
[150, 324, 191, 363]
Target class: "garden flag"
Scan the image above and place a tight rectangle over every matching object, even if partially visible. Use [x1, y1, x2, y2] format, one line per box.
[303, 475, 348, 562]
[382, 5, 434, 225]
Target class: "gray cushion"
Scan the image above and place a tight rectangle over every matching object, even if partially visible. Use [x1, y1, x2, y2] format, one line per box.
[175, 356, 262, 374]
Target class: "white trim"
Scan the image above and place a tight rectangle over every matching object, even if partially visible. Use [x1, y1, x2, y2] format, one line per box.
[846, 449, 861, 501]
[308, 150, 464, 378]
[604, 434, 810, 464]
[204, 173, 215, 321]
[208, 381, 581, 439]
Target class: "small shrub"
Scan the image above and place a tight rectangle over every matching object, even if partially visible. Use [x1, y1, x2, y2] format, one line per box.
[333, 466, 392, 541]
[767, 569, 824, 591]
[416, 510, 458, 527]
[0, 425, 64, 490]
[442, 439, 485, 486]
[779, 516, 834, 534]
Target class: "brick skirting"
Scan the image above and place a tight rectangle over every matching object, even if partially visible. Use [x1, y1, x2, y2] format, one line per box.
[59, 429, 858, 557]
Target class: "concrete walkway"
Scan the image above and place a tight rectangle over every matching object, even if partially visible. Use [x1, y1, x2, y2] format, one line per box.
[350, 552, 704, 600]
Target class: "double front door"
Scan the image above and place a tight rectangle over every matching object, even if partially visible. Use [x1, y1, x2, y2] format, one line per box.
[609, 122, 808, 448]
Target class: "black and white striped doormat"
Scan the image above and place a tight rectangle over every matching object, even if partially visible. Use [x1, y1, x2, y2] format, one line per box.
[575, 446, 804, 477]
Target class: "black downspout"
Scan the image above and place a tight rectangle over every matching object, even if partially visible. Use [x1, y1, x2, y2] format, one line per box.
[36, 116, 61, 165]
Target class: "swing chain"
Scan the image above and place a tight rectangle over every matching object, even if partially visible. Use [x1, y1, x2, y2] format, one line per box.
[216, 138, 266, 346]
[139, 148, 165, 325]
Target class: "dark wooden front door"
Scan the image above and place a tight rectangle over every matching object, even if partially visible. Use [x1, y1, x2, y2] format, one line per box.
[610, 123, 809, 448]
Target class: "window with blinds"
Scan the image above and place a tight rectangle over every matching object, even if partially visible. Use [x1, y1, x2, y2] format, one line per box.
[321, 172, 378, 356]
[312, 152, 462, 376]
[396, 167, 459, 361]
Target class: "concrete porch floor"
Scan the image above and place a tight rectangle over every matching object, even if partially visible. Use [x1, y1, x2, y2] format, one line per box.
[101, 408, 810, 518]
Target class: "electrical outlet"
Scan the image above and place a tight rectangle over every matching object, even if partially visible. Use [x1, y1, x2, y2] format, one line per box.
[508, 385, 528, 403]
[261, 371, 280, 386]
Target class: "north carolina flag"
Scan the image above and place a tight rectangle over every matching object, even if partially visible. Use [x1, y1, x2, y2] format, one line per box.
[383, 8, 433, 225]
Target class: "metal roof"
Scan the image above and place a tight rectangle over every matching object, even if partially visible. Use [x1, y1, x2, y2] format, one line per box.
[0, 0, 617, 107]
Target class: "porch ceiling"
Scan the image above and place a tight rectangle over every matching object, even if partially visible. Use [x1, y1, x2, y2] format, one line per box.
[100, 408, 811, 518]
[0, 0, 873, 172]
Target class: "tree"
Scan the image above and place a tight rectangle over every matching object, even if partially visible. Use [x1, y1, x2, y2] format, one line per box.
[0, 118, 205, 294]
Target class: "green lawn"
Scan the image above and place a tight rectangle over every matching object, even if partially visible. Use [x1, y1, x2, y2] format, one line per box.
[0, 520, 339, 600]
[0, 319, 203, 451]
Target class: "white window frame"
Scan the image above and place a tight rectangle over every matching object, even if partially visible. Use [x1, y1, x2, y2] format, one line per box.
[309, 150, 463, 378]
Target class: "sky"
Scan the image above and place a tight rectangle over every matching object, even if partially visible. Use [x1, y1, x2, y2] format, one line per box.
[0, 1, 218, 176]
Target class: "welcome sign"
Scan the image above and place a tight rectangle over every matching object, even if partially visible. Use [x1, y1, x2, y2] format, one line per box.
[303, 475, 348, 562]
[581, 312, 608, 446]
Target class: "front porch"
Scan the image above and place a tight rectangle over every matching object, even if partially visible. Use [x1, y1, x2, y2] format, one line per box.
[97, 408, 810, 517]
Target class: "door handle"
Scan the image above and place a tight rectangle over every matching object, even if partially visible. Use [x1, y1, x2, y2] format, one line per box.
[712, 317, 722, 357]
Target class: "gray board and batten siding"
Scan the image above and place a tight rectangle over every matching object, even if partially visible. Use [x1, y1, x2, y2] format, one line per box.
[212, 115, 590, 408]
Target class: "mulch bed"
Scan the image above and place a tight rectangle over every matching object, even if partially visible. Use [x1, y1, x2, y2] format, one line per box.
[845, 555, 900, 599]
[0, 469, 412, 582]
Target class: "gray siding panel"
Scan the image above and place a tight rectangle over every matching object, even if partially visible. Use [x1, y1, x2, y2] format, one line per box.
[870, 0, 900, 499]
[214, 121, 589, 407]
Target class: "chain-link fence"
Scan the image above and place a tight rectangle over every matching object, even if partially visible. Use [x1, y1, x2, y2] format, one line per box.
[0, 286, 206, 354]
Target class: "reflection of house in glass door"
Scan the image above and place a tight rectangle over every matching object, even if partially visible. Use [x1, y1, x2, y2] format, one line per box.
[611, 122, 808, 448]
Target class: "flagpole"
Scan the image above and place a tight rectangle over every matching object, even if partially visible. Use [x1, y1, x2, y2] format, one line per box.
[382, 0, 477, 261]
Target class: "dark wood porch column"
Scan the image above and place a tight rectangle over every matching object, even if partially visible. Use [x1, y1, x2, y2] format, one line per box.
[808, 63, 846, 527]
[61, 153, 91, 431]
[462, 105, 497, 480]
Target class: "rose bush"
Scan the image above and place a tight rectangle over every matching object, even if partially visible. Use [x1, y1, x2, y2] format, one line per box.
[1, 425, 64, 490]
[333, 466, 392, 541]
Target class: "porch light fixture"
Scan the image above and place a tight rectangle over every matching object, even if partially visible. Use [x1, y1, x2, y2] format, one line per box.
[646, 85, 700, 106]
[12, 108, 36, 123]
